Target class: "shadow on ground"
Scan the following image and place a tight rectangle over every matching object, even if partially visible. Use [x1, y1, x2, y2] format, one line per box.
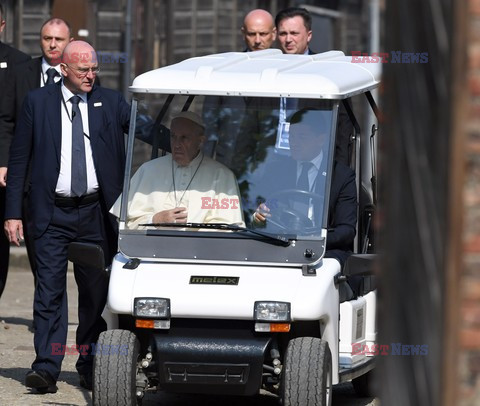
[1, 316, 33, 329]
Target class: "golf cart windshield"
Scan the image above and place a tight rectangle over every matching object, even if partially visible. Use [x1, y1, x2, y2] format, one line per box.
[115, 94, 337, 264]
[114, 50, 381, 265]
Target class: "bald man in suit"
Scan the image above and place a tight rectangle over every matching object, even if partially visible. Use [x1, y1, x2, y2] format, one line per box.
[4, 40, 129, 394]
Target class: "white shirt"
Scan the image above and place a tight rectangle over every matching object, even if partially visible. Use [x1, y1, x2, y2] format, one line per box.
[111, 152, 245, 229]
[55, 84, 99, 196]
[40, 58, 62, 87]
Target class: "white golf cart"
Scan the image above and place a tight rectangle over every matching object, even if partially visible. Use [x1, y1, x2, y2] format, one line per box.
[69, 49, 380, 406]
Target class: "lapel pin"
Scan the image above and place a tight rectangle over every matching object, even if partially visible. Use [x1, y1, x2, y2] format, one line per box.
[94, 102, 102, 107]
[0, 62, 7, 69]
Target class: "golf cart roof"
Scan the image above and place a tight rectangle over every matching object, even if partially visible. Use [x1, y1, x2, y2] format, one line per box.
[130, 49, 381, 99]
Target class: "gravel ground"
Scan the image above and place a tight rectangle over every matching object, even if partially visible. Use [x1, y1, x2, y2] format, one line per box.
[0, 265, 379, 406]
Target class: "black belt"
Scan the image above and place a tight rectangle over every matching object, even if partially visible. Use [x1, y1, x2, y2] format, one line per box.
[55, 191, 100, 207]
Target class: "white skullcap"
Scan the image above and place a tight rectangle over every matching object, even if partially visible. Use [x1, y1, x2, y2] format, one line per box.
[172, 111, 205, 130]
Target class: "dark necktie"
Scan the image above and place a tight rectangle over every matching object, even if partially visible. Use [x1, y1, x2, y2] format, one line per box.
[46, 67, 58, 85]
[70, 96, 87, 197]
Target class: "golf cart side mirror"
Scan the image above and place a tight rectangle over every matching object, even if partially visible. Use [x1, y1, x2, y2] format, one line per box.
[343, 254, 377, 277]
[67, 242, 105, 271]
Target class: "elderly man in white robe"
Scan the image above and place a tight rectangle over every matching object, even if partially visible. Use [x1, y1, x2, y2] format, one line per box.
[111, 111, 244, 229]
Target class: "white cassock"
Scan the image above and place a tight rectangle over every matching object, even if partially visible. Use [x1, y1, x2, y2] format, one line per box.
[110, 152, 245, 229]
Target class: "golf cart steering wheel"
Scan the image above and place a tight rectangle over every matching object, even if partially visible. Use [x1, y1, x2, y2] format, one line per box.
[266, 189, 325, 234]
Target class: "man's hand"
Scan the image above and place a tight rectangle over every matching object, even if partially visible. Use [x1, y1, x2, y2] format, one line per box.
[4, 219, 24, 247]
[253, 203, 271, 224]
[152, 207, 188, 224]
[0, 167, 7, 187]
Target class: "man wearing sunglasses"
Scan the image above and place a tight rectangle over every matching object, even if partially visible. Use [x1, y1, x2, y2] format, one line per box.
[4, 40, 130, 394]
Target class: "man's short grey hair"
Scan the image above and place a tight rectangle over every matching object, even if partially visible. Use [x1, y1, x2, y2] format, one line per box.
[40, 17, 72, 37]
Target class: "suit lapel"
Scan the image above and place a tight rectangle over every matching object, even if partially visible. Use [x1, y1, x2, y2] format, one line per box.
[87, 86, 105, 150]
[0, 43, 8, 84]
[0, 42, 8, 61]
[314, 158, 328, 194]
[29, 57, 42, 89]
[46, 84, 63, 164]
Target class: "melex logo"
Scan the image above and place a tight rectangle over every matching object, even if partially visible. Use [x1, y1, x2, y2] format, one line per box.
[189, 276, 240, 285]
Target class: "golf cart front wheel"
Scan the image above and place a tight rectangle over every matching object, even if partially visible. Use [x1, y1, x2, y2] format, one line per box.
[281, 337, 332, 406]
[93, 329, 141, 406]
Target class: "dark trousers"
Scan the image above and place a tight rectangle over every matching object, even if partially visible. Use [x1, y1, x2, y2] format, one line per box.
[0, 187, 9, 298]
[32, 200, 109, 380]
[0, 189, 37, 299]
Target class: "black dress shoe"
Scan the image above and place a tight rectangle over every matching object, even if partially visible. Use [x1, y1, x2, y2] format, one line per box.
[25, 370, 58, 394]
[79, 372, 93, 390]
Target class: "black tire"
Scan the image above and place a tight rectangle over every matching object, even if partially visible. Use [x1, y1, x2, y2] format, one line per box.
[93, 329, 140, 406]
[281, 337, 332, 406]
[352, 369, 375, 397]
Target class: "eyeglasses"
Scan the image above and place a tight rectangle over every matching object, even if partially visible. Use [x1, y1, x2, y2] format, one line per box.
[63, 64, 100, 77]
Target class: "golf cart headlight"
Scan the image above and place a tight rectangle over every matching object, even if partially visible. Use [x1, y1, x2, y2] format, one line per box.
[134, 298, 170, 318]
[254, 301, 291, 321]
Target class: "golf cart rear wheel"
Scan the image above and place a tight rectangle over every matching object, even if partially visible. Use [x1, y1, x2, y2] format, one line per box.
[281, 337, 332, 406]
[93, 329, 140, 406]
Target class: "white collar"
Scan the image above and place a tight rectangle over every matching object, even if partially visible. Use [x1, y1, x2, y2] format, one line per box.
[173, 151, 204, 170]
[41, 58, 61, 75]
[297, 150, 323, 172]
[61, 83, 87, 104]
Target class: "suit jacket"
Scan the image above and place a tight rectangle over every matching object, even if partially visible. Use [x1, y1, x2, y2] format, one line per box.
[5, 83, 130, 241]
[260, 158, 357, 253]
[308, 48, 353, 165]
[0, 42, 31, 166]
[1, 57, 42, 141]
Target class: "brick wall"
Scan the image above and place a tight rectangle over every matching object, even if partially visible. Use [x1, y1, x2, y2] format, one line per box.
[459, 1, 480, 402]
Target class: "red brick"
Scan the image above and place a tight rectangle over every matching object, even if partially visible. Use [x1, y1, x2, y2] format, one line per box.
[465, 255, 480, 276]
[472, 0, 480, 15]
[469, 44, 480, 69]
[461, 278, 480, 300]
[460, 328, 480, 349]
[462, 303, 480, 328]
[469, 73, 480, 95]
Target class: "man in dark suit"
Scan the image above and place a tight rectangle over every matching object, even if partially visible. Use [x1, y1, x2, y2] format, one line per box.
[0, 17, 73, 292]
[2, 17, 73, 138]
[275, 7, 353, 166]
[253, 109, 357, 268]
[4, 40, 130, 394]
[0, 2, 31, 297]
